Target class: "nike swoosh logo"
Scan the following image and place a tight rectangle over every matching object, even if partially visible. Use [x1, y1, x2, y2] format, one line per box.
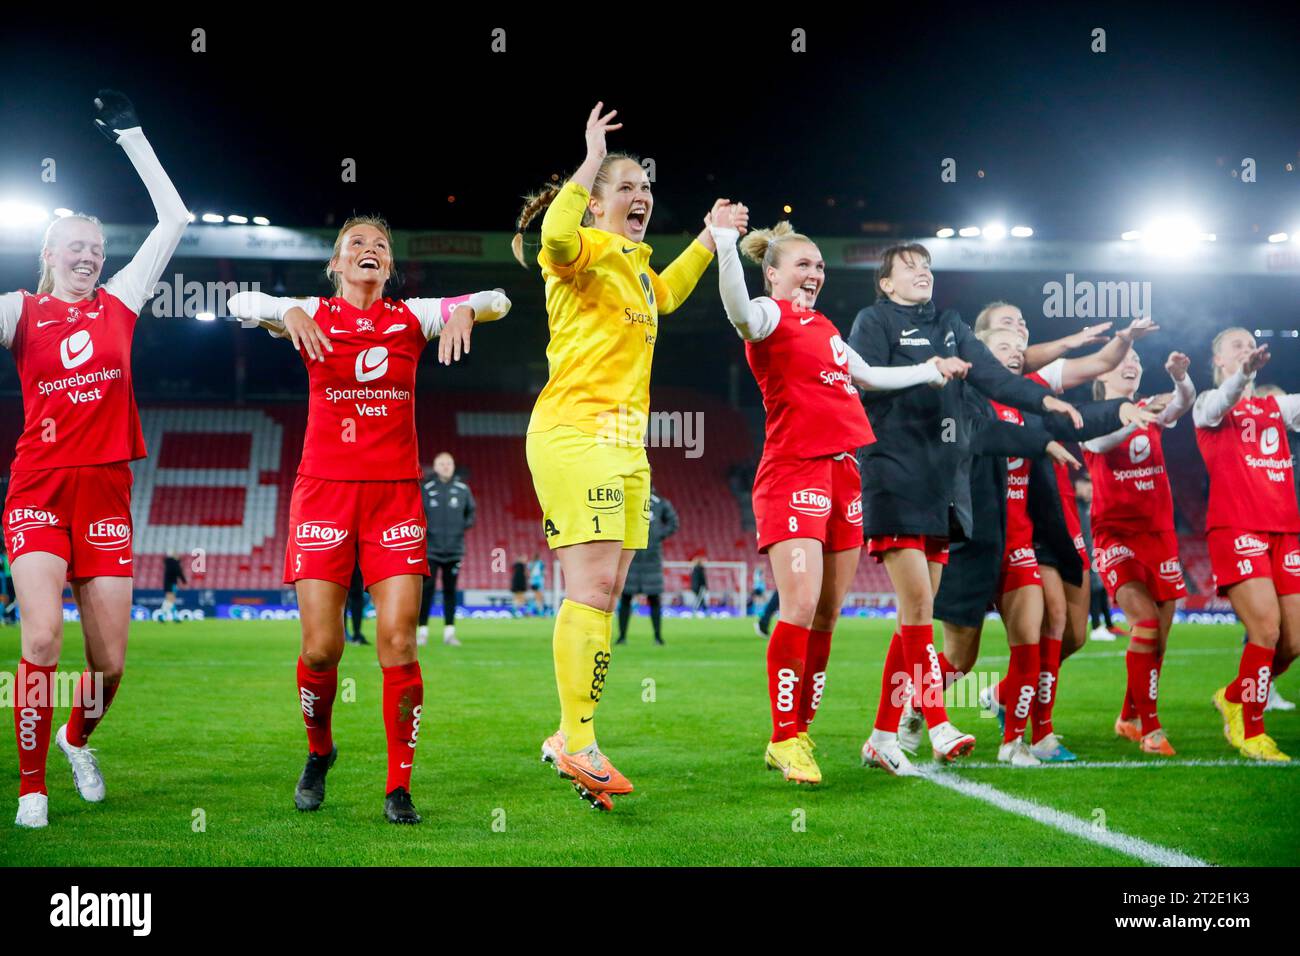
[36, 319, 62, 328]
[580, 716, 593, 723]
[779, 721, 795, 727]
[21, 769, 38, 775]
[901, 328, 919, 335]
[406, 557, 422, 565]
[328, 327, 351, 334]
[578, 766, 611, 783]
[119, 557, 132, 564]
[400, 762, 413, 769]
[622, 246, 637, 254]
[799, 316, 815, 325]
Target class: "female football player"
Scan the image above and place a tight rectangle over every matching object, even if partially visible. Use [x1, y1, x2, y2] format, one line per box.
[1196, 329, 1299, 761]
[2, 91, 188, 829]
[713, 215, 966, 783]
[228, 220, 510, 822]
[1083, 349, 1194, 755]
[512, 103, 724, 810]
[847, 247, 1082, 774]
[973, 303, 1157, 759]
[950, 328, 1154, 765]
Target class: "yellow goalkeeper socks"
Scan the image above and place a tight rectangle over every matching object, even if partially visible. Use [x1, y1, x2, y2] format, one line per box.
[554, 599, 611, 752]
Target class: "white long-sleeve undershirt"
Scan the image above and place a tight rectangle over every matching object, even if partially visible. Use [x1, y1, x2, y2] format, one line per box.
[226, 290, 509, 340]
[1082, 373, 1196, 453]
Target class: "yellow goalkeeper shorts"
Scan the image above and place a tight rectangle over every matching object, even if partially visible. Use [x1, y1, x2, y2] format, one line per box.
[525, 425, 650, 550]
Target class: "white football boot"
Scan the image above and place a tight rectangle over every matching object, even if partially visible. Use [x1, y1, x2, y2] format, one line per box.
[16, 793, 49, 828]
[997, 738, 1042, 767]
[930, 721, 977, 761]
[861, 730, 920, 777]
[56, 724, 106, 802]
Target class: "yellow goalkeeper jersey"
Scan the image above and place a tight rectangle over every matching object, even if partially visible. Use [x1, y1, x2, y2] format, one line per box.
[528, 181, 713, 441]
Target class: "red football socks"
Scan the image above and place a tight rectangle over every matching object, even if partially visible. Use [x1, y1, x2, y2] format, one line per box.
[768, 621, 810, 742]
[1235, 642, 1274, 740]
[899, 623, 948, 728]
[15, 658, 56, 797]
[1004, 643, 1039, 743]
[382, 661, 424, 794]
[1125, 623, 1161, 734]
[1031, 636, 1062, 743]
[797, 628, 833, 734]
[875, 632, 908, 733]
[296, 657, 338, 757]
[66, 671, 121, 749]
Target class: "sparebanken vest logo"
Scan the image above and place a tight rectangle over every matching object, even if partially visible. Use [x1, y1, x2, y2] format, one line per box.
[1129, 434, 1152, 464]
[355, 346, 389, 383]
[60, 330, 94, 370]
[1260, 426, 1280, 456]
[830, 334, 848, 367]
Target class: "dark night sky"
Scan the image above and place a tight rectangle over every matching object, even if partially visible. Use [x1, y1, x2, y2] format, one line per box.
[1, 7, 1298, 240]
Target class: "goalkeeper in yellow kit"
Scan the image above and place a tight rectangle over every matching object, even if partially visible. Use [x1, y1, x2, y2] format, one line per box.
[514, 103, 736, 810]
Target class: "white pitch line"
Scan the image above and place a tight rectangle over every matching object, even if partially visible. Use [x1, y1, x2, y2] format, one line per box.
[921, 768, 1213, 867]
[947, 758, 1298, 770]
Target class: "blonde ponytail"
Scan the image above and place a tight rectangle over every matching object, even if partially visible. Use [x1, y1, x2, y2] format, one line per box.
[738, 222, 811, 294]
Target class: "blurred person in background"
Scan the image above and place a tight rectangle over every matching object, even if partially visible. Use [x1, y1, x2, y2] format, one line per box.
[346, 566, 370, 646]
[511, 554, 528, 617]
[159, 552, 186, 623]
[419, 452, 476, 647]
[528, 553, 547, 616]
[616, 486, 678, 645]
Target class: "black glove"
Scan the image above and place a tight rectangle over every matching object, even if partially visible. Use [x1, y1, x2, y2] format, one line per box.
[93, 89, 140, 143]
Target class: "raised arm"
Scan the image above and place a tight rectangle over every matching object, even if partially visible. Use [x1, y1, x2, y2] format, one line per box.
[1193, 355, 1265, 429]
[1022, 323, 1112, 374]
[709, 224, 780, 341]
[653, 239, 715, 315]
[1053, 317, 1158, 390]
[98, 92, 190, 314]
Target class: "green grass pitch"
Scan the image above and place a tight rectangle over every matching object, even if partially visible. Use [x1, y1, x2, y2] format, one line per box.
[2, 617, 1296, 866]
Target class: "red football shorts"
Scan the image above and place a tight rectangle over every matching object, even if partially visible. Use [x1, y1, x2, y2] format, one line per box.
[753, 452, 863, 553]
[867, 534, 950, 566]
[998, 541, 1042, 595]
[285, 475, 428, 588]
[3, 463, 134, 580]
[1093, 527, 1187, 602]
[1205, 528, 1300, 597]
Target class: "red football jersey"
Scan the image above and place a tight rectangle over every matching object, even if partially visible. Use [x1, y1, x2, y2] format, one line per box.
[7, 286, 145, 472]
[990, 401, 1034, 550]
[296, 296, 433, 481]
[1196, 394, 1300, 533]
[1084, 399, 1174, 533]
[745, 299, 875, 460]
